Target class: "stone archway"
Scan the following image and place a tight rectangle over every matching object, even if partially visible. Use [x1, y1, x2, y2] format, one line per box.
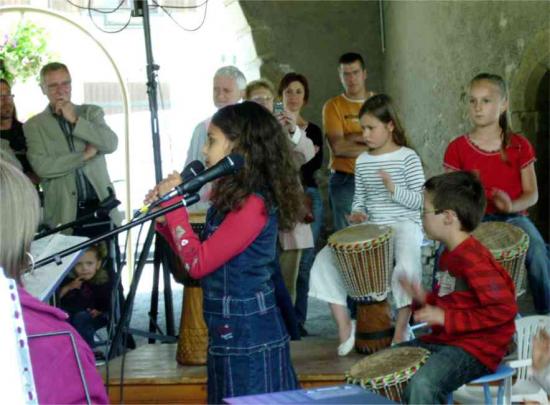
[510, 28, 550, 242]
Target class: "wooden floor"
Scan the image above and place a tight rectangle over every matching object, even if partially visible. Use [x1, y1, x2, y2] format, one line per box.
[101, 338, 365, 404]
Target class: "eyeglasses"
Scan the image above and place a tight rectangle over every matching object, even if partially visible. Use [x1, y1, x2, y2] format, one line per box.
[422, 207, 444, 216]
[0, 93, 14, 100]
[250, 96, 273, 103]
[45, 80, 72, 91]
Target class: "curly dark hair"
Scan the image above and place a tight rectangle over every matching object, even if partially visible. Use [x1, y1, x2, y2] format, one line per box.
[210, 101, 305, 231]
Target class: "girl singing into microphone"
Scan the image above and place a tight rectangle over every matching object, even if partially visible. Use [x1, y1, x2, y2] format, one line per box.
[145, 101, 304, 403]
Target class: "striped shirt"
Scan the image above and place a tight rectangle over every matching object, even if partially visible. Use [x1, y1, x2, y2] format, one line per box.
[352, 147, 425, 225]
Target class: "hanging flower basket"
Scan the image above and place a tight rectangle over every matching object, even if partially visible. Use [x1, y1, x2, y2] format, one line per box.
[0, 20, 52, 84]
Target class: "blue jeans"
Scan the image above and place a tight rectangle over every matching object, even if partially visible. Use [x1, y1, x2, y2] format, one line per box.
[295, 187, 324, 325]
[399, 340, 490, 404]
[328, 171, 354, 232]
[484, 214, 550, 314]
[70, 311, 109, 349]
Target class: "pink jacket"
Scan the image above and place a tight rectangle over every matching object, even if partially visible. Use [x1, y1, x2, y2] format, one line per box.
[19, 287, 108, 404]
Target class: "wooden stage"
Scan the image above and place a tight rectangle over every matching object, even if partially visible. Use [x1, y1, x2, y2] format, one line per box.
[101, 338, 365, 404]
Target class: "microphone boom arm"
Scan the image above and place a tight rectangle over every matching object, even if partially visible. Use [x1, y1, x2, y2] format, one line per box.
[33, 193, 200, 269]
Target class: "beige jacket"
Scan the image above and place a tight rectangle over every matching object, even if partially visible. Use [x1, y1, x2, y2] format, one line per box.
[24, 104, 122, 230]
[279, 127, 315, 250]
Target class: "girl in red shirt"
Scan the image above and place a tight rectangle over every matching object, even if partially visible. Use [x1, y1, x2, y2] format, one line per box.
[444, 73, 549, 314]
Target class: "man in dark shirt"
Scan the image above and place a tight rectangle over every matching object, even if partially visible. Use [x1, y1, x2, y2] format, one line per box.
[0, 78, 39, 183]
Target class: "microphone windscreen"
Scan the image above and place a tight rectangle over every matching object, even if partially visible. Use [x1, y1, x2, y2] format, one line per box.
[181, 160, 205, 182]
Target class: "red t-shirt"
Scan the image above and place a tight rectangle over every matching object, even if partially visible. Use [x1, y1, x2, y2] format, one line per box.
[443, 133, 536, 214]
[420, 236, 517, 371]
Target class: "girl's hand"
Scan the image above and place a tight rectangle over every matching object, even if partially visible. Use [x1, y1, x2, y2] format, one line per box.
[378, 170, 395, 193]
[158, 171, 183, 196]
[532, 328, 550, 372]
[492, 189, 513, 213]
[347, 211, 368, 224]
[414, 304, 445, 326]
[68, 277, 83, 290]
[59, 277, 83, 298]
[143, 171, 182, 224]
[399, 276, 427, 305]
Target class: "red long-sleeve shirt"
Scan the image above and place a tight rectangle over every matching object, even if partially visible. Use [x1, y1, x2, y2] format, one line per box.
[420, 236, 517, 371]
[156, 195, 268, 279]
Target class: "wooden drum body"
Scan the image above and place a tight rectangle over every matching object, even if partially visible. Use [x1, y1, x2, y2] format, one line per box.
[346, 346, 430, 403]
[176, 211, 208, 365]
[328, 224, 394, 353]
[327, 224, 394, 302]
[356, 301, 394, 354]
[473, 222, 529, 296]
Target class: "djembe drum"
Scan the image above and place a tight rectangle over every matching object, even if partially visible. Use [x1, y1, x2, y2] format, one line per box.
[346, 346, 430, 403]
[328, 224, 394, 354]
[176, 211, 209, 365]
[473, 222, 529, 296]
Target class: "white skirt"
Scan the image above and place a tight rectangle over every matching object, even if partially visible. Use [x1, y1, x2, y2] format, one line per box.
[308, 245, 348, 306]
[308, 220, 423, 309]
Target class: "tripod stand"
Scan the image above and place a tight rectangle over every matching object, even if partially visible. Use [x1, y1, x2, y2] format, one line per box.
[33, 194, 200, 359]
[132, 0, 180, 342]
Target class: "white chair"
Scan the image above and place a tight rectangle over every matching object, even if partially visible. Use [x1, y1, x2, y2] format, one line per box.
[452, 315, 550, 405]
[506, 315, 550, 405]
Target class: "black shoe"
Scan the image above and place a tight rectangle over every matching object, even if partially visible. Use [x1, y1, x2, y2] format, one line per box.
[298, 324, 309, 337]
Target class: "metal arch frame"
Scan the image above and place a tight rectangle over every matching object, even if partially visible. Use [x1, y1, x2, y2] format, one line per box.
[0, 5, 133, 271]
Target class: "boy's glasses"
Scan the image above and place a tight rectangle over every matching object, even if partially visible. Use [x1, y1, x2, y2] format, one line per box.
[422, 208, 444, 216]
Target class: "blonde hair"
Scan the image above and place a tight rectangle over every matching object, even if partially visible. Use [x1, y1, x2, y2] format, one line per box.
[0, 160, 41, 282]
[245, 79, 275, 100]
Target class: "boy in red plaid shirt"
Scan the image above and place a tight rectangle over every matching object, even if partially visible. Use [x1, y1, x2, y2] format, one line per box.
[399, 171, 517, 404]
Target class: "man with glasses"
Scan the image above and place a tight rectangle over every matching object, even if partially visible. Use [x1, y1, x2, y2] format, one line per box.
[23, 62, 122, 235]
[0, 78, 38, 181]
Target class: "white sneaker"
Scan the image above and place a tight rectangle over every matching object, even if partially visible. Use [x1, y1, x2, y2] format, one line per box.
[337, 320, 356, 356]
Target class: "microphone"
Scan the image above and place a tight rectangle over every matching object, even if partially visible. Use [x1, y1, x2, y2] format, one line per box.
[176, 153, 244, 196]
[134, 160, 205, 217]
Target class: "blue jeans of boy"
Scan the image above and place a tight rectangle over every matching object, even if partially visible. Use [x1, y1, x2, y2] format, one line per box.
[399, 340, 489, 404]
[295, 187, 324, 326]
[483, 214, 550, 314]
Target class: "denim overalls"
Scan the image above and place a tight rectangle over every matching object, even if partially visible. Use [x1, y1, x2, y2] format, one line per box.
[201, 198, 299, 404]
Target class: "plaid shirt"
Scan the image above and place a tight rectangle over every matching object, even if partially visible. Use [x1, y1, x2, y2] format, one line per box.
[421, 236, 517, 371]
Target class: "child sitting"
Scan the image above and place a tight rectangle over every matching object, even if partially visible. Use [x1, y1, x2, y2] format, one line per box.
[399, 171, 517, 404]
[532, 328, 550, 394]
[59, 243, 112, 350]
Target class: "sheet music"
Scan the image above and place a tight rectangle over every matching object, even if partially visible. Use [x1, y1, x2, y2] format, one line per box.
[22, 234, 88, 301]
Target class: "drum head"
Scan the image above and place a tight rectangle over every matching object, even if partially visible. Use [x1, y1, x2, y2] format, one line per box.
[328, 224, 391, 246]
[347, 347, 430, 387]
[473, 222, 529, 257]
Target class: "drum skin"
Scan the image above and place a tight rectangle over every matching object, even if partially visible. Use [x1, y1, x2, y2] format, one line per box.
[346, 346, 430, 403]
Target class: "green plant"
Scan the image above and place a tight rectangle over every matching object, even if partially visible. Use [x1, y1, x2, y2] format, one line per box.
[0, 20, 51, 84]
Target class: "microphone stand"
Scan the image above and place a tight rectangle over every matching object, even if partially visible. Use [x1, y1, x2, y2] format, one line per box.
[132, 0, 178, 340]
[35, 197, 121, 240]
[33, 194, 200, 359]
